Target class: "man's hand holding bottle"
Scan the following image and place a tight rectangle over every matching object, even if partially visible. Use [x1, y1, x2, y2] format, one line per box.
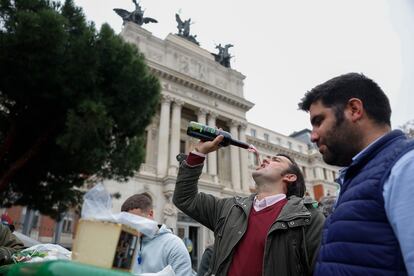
[194, 135, 224, 155]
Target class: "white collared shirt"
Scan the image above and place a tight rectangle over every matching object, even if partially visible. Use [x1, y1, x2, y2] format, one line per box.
[253, 194, 286, 212]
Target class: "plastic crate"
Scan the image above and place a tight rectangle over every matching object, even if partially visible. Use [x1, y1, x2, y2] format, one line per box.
[0, 260, 133, 275]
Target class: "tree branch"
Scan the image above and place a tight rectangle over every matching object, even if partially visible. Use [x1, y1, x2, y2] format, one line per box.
[0, 121, 17, 162]
[0, 125, 54, 192]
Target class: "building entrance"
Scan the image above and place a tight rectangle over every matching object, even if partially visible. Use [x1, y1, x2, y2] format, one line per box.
[177, 213, 201, 271]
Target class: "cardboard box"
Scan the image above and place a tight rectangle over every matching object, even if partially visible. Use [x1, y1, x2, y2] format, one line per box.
[72, 219, 139, 271]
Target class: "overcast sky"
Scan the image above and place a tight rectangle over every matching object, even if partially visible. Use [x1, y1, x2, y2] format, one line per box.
[73, 0, 414, 136]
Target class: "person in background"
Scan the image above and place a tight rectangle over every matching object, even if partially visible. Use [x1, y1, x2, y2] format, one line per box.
[198, 244, 213, 276]
[173, 136, 325, 276]
[121, 193, 192, 276]
[299, 72, 414, 275]
[317, 196, 336, 218]
[0, 222, 24, 265]
[1, 213, 15, 233]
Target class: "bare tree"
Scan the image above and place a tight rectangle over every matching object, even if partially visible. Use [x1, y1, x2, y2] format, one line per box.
[400, 119, 414, 138]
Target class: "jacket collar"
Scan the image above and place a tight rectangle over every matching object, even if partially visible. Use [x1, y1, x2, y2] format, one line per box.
[234, 194, 310, 221]
[350, 130, 404, 169]
[343, 130, 405, 185]
[233, 194, 255, 215]
[276, 196, 310, 222]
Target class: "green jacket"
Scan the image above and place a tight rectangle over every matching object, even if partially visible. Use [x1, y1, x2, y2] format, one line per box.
[0, 223, 24, 265]
[173, 161, 325, 276]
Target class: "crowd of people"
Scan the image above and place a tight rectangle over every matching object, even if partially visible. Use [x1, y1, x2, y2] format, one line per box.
[1, 73, 413, 276]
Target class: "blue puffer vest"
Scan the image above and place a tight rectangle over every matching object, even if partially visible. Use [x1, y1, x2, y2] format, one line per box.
[315, 130, 414, 276]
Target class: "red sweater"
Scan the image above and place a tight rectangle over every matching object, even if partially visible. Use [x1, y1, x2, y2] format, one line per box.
[228, 198, 288, 276]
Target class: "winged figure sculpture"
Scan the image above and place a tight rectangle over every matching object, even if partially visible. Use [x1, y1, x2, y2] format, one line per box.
[175, 13, 199, 45]
[175, 13, 191, 37]
[114, 0, 157, 26]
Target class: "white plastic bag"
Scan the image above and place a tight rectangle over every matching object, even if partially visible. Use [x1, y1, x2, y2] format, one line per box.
[81, 183, 159, 238]
[13, 243, 71, 263]
[81, 183, 112, 219]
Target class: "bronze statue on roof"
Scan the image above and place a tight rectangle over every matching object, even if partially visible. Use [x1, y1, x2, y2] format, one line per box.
[213, 43, 234, 68]
[175, 13, 199, 46]
[114, 0, 157, 26]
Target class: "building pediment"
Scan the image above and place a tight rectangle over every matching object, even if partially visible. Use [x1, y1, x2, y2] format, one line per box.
[148, 62, 254, 112]
[120, 22, 249, 102]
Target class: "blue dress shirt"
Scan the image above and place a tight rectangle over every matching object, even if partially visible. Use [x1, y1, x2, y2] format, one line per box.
[383, 149, 414, 275]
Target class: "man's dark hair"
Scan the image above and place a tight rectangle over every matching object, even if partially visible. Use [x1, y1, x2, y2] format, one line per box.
[298, 73, 391, 126]
[276, 154, 306, 198]
[121, 193, 153, 212]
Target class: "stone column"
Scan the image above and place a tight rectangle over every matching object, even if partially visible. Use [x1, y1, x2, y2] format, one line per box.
[197, 108, 208, 125]
[169, 99, 184, 174]
[239, 123, 250, 192]
[207, 112, 218, 179]
[197, 108, 208, 173]
[230, 120, 241, 190]
[145, 127, 152, 164]
[145, 118, 158, 165]
[157, 95, 172, 177]
[163, 191, 177, 234]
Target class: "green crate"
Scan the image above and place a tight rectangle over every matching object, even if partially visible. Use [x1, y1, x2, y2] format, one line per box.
[0, 260, 133, 276]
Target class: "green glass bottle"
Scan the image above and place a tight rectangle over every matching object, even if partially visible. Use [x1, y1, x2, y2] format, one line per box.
[186, 121, 250, 149]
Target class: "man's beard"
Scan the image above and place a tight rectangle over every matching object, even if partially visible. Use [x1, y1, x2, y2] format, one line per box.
[320, 120, 362, 167]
